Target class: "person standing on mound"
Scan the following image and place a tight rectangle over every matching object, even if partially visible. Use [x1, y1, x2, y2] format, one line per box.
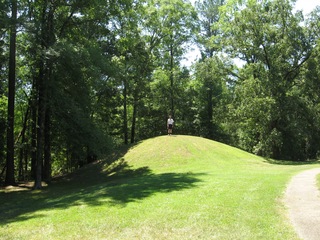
[167, 115, 174, 135]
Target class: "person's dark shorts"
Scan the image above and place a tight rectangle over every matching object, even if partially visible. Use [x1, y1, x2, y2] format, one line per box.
[168, 124, 173, 129]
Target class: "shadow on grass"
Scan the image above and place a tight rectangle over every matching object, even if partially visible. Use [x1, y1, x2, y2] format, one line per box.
[0, 155, 204, 225]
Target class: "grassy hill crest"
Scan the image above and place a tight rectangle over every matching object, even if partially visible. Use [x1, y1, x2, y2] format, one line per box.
[1, 135, 318, 240]
[62, 135, 267, 186]
[118, 135, 266, 171]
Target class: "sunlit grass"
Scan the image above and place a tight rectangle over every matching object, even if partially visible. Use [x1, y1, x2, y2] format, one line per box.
[1, 135, 319, 239]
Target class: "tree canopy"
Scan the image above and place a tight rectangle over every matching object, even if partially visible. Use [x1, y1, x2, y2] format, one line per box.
[1, 0, 320, 187]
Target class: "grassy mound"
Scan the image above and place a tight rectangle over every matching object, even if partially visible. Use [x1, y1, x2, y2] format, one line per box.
[0, 135, 318, 239]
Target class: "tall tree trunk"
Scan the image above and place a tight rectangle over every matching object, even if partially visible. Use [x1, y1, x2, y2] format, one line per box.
[42, 0, 55, 183]
[33, 1, 47, 189]
[5, 0, 17, 186]
[34, 65, 45, 189]
[34, 0, 55, 188]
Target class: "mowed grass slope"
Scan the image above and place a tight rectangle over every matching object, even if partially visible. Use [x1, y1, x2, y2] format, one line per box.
[1, 135, 319, 240]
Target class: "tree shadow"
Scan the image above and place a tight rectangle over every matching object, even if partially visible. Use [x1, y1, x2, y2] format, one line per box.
[0, 157, 204, 225]
[103, 166, 203, 205]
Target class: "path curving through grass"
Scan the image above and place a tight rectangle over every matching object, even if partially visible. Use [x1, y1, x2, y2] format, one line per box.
[1, 135, 320, 239]
[284, 168, 320, 240]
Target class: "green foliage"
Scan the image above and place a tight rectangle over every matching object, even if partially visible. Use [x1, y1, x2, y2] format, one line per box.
[230, 74, 278, 155]
[49, 41, 113, 170]
[2, 0, 320, 185]
[216, 0, 319, 160]
[0, 1, 9, 175]
[195, 0, 225, 57]
[193, 57, 231, 140]
[0, 51, 6, 170]
[142, 0, 198, 119]
[0, 96, 7, 169]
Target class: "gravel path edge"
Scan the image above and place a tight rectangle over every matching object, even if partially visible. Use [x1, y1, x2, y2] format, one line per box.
[284, 168, 320, 240]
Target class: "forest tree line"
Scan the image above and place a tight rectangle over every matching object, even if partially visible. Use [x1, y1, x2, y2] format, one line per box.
[1, 0, 320, 188]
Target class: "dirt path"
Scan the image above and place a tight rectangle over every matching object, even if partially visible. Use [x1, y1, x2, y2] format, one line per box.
[284, 168, 320, 240]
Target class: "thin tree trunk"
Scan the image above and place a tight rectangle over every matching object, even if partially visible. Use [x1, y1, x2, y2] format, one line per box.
[17, 103, 30, 181]
[169, 41, 174, 117]
[18, 135, 24, 181]
[207, 85, 214, 139]
[5, 0, 17, 186]
[43, 104, 51, 182]
[123, 78, 128, 144]
[31, 80, 37, 179]
[130, 98, 137, 144]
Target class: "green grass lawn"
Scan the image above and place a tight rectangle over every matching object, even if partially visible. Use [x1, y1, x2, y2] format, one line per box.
[1, 135, 319, 240]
